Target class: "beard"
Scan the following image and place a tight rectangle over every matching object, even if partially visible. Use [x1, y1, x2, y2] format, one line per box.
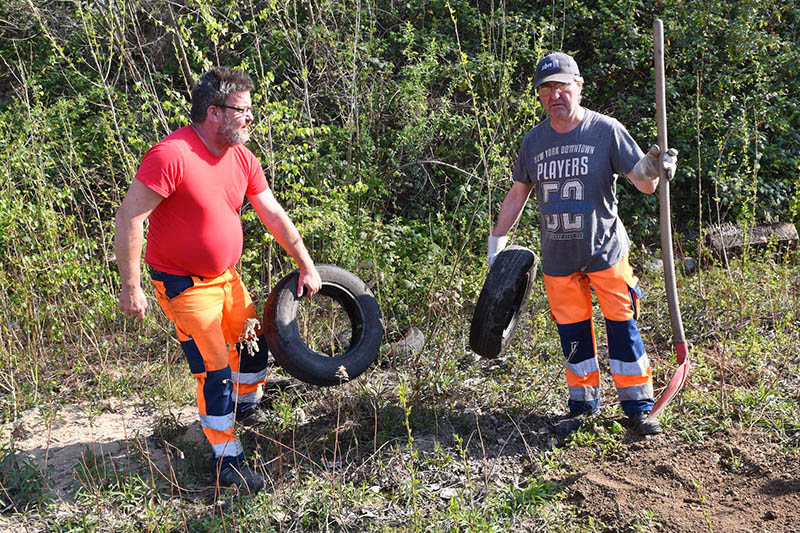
[217, 116, 249, 147]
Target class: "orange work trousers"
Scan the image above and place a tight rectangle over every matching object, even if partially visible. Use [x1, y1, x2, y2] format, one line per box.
[151, 266, 269, 466]
[543, 256, 654, 416]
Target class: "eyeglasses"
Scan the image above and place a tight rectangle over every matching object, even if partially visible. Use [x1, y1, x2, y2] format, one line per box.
[537, 81, 573, 97]
[216, 104, 254, 116]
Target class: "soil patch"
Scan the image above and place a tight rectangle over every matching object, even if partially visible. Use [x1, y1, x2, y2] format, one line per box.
[558, 430, 800, 531]
[1, 400, 200, 501]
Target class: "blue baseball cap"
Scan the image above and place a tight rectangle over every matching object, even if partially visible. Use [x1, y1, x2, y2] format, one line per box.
[534, 52, 582, 88]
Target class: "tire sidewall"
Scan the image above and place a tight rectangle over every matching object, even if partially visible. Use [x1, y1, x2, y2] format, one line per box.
[264, 265, 383, 386]
[469, 246, 538, 358]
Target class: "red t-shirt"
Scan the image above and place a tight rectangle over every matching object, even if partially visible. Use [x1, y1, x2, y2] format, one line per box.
[136, 126, 269, 277]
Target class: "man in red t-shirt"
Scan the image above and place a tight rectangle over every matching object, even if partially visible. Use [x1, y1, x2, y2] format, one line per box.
[114, 67, 321, 492]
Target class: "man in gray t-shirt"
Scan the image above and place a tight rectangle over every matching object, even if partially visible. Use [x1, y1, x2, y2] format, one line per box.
[489, 52, 677, 436]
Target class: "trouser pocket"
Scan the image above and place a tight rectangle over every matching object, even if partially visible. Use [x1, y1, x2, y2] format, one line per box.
[150, 268, 195, 299]
[627, 282, 643, 321]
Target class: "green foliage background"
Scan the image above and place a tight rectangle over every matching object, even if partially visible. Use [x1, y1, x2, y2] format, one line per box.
[0, 0, 798, 416]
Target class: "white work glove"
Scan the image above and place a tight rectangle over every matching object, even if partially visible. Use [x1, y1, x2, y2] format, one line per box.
[487, 235, 508, 267]
[632, 145, 679, 182]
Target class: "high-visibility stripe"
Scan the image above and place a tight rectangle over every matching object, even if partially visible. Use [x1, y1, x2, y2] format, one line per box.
[231, 369, 267, 385]
[566, 368, 600, 388]
[232, 388, 263, 405]
[199, 413, 235, 432]
[212, 439, 244, 458]
[613, 370, 652, 389]
[203, 426, 236, 444]
[566, 357, 600, 377]
[616, 383, 654, 401]
[610, 357, 650, 377]
[569, 385, 601, 402]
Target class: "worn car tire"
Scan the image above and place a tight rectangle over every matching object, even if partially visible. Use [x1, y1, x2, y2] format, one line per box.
[263, 265, 383, 386]
[386, 325, 425, 358]
[469, 246, 538, 358]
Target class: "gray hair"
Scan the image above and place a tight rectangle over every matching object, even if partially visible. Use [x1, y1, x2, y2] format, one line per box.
[190, 67, 254, 123]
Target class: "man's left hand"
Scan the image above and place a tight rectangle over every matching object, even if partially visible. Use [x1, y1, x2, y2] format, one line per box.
[297, 265, 322, 297]
[632, 144, 679, 182]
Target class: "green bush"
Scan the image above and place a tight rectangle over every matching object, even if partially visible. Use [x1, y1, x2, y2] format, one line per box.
[0, 0, 798, 419]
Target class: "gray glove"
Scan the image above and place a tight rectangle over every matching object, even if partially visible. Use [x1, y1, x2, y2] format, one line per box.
[662, 147, 678, 180]
[632, 145, 678, 182]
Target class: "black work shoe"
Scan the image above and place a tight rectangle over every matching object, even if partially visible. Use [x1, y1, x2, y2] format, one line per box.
[235, 407, 270, 425]
[628, 412, 663, 435]
[218, 464, 266, 492]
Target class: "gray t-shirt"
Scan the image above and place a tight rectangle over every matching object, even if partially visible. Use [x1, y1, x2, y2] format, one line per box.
[512, 109, 644, 276]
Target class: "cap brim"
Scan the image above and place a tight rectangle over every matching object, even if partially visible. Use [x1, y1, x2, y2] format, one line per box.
[534, 73, 576, 88]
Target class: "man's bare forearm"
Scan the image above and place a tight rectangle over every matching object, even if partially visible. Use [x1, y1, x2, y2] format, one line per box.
[114, 216, 145, 288]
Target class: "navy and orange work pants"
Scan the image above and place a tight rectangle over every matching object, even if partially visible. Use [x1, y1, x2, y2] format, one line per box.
[150, 266, 269, 467]
[543, 256, 654, 416]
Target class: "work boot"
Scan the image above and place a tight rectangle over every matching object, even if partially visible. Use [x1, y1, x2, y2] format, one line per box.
[628, 412, 663, 435]
[218, 464, 266, 492]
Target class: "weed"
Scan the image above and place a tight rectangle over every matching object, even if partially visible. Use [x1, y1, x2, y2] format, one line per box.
[0, 441, 47, 512]
[566, 415, 624, 458]
[628, 508, 662, 532]
[495, 477, 562, 516]
[723, 445, 743, 473]
[691, 479, 707, 504]
[152, 411, 188, 444]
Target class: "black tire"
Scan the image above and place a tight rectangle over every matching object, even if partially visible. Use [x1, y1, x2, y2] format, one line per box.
[263, 265, 383, 386]
[469, 246, 538, 358]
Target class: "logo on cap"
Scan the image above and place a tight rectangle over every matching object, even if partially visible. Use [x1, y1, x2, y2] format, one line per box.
[540, 59, 560, 71]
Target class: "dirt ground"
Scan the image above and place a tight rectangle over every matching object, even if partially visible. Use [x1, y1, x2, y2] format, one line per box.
[0, 401, 201, 502]
[2, 396, 798, 531]
[557, 430, 800, 532]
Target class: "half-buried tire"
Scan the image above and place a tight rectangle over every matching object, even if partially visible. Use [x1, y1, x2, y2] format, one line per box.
[386, 325, 425, 358]
[263, 265, 383, 386]
[469, 246, 538, 358]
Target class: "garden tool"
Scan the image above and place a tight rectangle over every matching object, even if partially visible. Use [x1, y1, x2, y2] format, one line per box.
[648, 19, 690, 420]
